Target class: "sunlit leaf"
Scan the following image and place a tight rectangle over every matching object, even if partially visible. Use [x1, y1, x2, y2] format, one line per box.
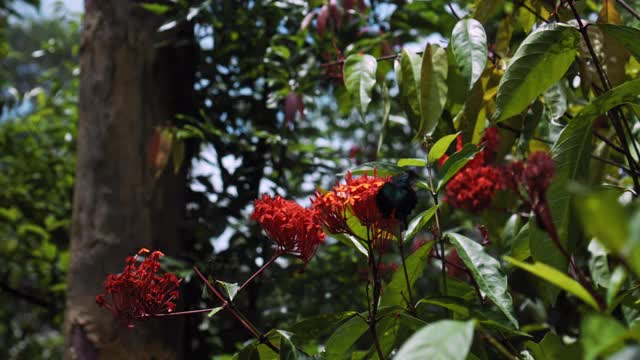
[451, 19, 487, 90]
[419, 43, 448, 137]
[394, 320, 475, 360]
[428, 133, 460, 164]
[343, 54, 378, 118]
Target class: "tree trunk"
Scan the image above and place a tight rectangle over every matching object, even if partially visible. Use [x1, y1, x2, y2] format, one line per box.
[64, 1, 196, 359]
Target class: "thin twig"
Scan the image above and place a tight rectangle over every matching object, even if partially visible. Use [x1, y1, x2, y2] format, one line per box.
[447, 3, 461, 20]
[615, 0, 640, 21]
[396, 230, 416, 313]
[519, 0, 550, 23]
[237, 251, 280, 293]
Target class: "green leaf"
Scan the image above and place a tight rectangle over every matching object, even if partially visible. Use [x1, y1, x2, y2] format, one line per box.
[581, 314, 628, 360]
[529, 215, 565, 304]
[436, 144, 481, 192]
[527, 331, 582, 360]
[277, 330, 308, 360]
[343, 54, 377, 118]
[606, 266, 627, 310]
[377, 82, 391, 156]
[419, 43, 448, 137]
[400, 49, 423, 132]
[451, 19, 488, 90]
[140, 3, 172, 14]
[394, 320, 475, 360]
[381, 239, 434, 307]
[216, 281, 239, 301]
[494, 24, 579, 122]
[324, 315, 369, 358]
[504, 256, 600, 310]
[397, 158, 427, 167]
[576, 79, 640, 120]
[402, 205, 439, 241]
[597, 24, 640, 62]
[587, 240, 611, 289]
[510, 221, 531, 261]
[428, 133, 460, 164]
[208, 306, 224, 317]
[343, 162, 405, 177]
[448, 233, 519, 329]
[331, 232, 368, 258]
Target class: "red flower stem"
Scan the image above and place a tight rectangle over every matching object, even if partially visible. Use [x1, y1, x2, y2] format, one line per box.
[237, 251, 280, 294]
[193, 266, 279, 354]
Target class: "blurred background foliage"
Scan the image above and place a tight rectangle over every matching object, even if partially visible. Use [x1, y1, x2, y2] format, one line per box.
[2, 0, 639, 358]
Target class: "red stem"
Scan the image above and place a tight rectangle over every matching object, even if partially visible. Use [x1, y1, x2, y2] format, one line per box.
[238, 252, 280, 293]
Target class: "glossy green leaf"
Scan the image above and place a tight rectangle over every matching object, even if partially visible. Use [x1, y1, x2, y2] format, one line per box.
[581, 314, 628, 360]
[394, 320, 475, 360]
[207, 306, 224, 317]
[504, 256, 600, 309]
[217, 281, 239, 301]
[448, 233, 519, 329]
[343, 54, 378, 118]
[402, 205, 439, 241]
[436, 144, 481, 192]
[527, 331, 582, 360]
[494, 24, 579, 121]
[451, 19, 487, 90]
[381, 239, 434, 307]
[400, 49, 423, 132]
[428, 133, 460, 164]
[277, 330, 308, 360]
[510, 221, 531, 261]
[397, 158, 427, 167]
[419, 43, 448, 137]
[598, 24, 640, 62]
[331, 232, 368, 258]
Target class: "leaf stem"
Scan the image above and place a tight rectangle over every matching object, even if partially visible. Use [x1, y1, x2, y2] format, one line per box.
[237, 251, 280, 293]
[366, 227, 386, 360]
[396, 229, 416, 313]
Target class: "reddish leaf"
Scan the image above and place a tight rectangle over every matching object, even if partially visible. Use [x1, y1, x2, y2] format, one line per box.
[317, 5, 329, 35]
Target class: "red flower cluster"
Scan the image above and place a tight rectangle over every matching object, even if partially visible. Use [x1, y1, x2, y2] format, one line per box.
[251, 195, 325, 264]
[441, 128, 505, 212]
[96, 249, 180, 327]
[504, 151, 556, 205]
[311, 171, 398, 248]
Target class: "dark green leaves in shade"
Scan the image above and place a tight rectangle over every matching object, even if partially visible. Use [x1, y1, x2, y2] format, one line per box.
[451, 19, 487, 91]
[597, 24, 640, 62]
[581, 314, 631, 360]
[494, 24, 579, 122]
[504, 256, 599, 309]
[324, 315, 369, 358]
[448, 233, 519, 329]
[394, 320, 475, 360]
[381, 239, 434, 307]
[419, 43, 448, 137]
[343, 53, 377, 118]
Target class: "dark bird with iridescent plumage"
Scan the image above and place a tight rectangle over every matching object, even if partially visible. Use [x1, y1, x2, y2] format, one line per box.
[376, 170, 418, 229]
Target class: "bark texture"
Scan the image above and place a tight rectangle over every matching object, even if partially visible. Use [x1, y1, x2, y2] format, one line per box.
[64, 1, 196, 358]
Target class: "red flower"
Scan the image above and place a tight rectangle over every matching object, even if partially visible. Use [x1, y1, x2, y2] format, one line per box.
[445, 165, 504, 212]
[96, 248, 181, 327]
[311, 171, 398, 248]
[503, 160, 525, 194]
[252, 195, 325, 264]
[523, 151, 555, 203]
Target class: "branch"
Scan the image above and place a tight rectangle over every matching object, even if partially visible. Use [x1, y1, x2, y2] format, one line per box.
[615, 0, 640, 21]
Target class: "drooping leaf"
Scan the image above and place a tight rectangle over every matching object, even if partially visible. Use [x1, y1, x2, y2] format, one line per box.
[399, 49, 423, 132]
[394, 320, 475, 360]
[331, 232, 369, 258]
[448, 233, 519, 329]
[402, 205, 439, 241]
[451, 19, 488, 90]
[381, 239, 434, 308]
[428, 133, 460, 164]
[504, 256, 600, 310]
[419, 43, 448, 137]
[343, 54, 378, 118]
[494, 24, 579, 122]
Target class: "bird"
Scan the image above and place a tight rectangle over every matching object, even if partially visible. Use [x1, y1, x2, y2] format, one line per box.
[376, 169, 418, 228]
